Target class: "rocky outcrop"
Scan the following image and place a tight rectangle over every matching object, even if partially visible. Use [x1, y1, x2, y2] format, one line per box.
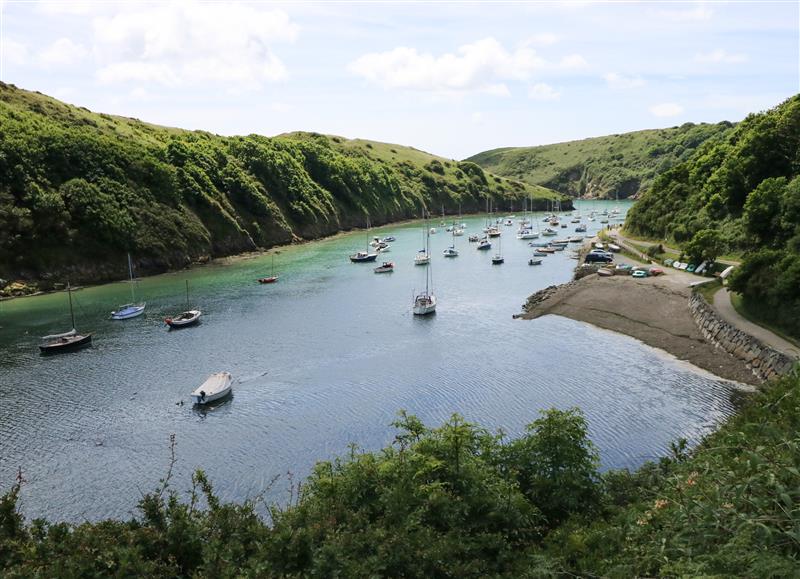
[689, 292, 796, 383]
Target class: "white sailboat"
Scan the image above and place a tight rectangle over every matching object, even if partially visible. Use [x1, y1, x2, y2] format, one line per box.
[492, 232, 504, 264]
[415, 210, 431, 265]
[165, 280, 202, 328]
[111, 253, 146, 320]
[443, 225, 459, 257]
[413, 231, 437, 316]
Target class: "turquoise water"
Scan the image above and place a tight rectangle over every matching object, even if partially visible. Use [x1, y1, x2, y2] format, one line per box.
[0, 201, 740, 521]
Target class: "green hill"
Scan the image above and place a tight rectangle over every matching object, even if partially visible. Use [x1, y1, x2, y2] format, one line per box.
[0, 83, 563, 289]
[626, 94, 800, 338]
[466, 122, 732, 199]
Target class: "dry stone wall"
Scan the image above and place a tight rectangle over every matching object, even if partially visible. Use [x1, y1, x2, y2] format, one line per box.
[689, 292, 796, 382]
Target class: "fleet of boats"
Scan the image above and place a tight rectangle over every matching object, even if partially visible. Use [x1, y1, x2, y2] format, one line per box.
[36, 202, 620, 402]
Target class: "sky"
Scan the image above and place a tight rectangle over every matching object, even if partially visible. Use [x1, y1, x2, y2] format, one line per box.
[0, 0, 798, 159]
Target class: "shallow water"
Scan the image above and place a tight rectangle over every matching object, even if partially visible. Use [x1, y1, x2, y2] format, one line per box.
[0, 201, 741, 521]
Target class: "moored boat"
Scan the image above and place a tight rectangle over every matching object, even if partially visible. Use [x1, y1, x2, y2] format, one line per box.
[350, 251, 378, 262]
[40, 283, 92, 354]
[166, 310, 202, 328]
[111, 253, 145, 320]
[166, 280, 202, 328]
[191, 372, 233, 405]
[374, 261, 395, 273]
[528, 257, 543, 265]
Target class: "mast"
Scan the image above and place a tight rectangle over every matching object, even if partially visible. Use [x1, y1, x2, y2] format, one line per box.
[185, 279, 190, 310]
[127, 253, 135, 302]
[68, 281, 75, 330]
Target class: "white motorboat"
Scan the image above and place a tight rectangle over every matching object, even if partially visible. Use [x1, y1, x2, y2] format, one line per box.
[452, 228, 464, 236]
[191, 372, 233, 405]
[414, 251, 430, 265]
[429, 227, 437, 234]
[517, 230, 539, 240]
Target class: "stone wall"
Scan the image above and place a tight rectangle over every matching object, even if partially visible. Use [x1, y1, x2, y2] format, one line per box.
[689, 292, 796, 382]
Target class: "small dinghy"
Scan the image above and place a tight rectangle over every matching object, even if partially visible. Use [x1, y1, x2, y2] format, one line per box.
[165, 310, 202, 328]
[374, 261, 394, 273]
[468, 235, 480, 242]
[191, 372, 233, 405]
[529, 258, 543, 266]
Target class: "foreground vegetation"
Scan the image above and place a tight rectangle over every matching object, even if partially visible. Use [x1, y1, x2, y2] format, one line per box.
[2, 372, 799, 577]
[0, 83, 561, 288]
[626, 95, 800, 338]
[467, 122, 731, 199]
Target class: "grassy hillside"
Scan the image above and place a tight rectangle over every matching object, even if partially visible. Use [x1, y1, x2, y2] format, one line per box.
[626, 95, 800, 338]
[467, 122, 732, 199]
[1, 371, 798, 576]
[0, 83, 563, 289]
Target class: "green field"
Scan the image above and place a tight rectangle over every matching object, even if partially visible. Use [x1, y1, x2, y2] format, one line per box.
[466, 122, 732, 199]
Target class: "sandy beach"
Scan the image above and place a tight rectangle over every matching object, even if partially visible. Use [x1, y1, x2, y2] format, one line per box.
[520, 273, 759, 385]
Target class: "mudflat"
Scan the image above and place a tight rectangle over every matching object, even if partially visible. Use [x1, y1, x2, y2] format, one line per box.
[521, 274, 758, 385]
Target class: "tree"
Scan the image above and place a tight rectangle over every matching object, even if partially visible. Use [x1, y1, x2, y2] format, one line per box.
[684, 228, 722, 264]
[505, 408, 599, 527]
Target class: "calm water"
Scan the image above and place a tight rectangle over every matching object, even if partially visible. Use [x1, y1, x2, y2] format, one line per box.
[0, 201, 740, 521]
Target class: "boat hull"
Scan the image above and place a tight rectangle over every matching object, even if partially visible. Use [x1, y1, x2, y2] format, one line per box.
[166, 310, 202, 328]
[39, 333, 93, 354]
[412, 294, 436, 315]
[258, 276, 278, 284]
[191, 372, 233, 405]
[110, 304, 146, 320]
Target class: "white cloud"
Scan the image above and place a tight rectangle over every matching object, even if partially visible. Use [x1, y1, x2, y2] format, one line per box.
[350, 37, 585, 95]
[557, 54, 588, 69]
[695, 49, 748, 64]
[525, 33, 560, 46]
[657, 4, 713, 22]
[92, 2, 296, 89]
[36, 1, 95, 15]
[39, 38, 88, 67]
[649, 102, 684, 117]
[604, 72, 645, 89]
[349, 37, 544, 94]
[528, 83, 561, 101]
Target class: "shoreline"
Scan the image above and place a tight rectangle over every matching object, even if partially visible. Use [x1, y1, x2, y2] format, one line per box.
[519, 274, 762, 386]
[0, 213, 470, 303]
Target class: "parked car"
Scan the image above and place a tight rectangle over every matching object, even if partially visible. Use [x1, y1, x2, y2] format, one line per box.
[585, 252, 613, 263]
[632, 269, 648, 278]
[649, 267, 664, 276]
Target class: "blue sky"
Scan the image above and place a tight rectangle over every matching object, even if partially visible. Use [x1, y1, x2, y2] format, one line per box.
[1, 1, 798, 159]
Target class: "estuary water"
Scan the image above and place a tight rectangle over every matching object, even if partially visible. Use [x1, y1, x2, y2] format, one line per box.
[0, 201, 741, 521]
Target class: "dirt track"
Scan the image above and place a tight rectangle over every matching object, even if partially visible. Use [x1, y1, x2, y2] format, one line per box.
[520, 273, 758, 385]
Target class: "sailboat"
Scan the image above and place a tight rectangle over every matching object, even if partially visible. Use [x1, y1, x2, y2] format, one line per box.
[258, 254, 279, 283]
[165, 280, 202, 328]
[413, 236, 436, 316]
[111, 253, 146, 320]
[40, 283, 92, 354]
[443, 226, 459, 257]
[350, 217, 378, 262]
[517, 195, 539, 239]
[415, 210, 431, 265]
[492, 232, 504, 264]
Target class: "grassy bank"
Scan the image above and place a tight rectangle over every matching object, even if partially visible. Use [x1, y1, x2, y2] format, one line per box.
[0, 83, 566, 290]
[2, 372, 798, 577]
